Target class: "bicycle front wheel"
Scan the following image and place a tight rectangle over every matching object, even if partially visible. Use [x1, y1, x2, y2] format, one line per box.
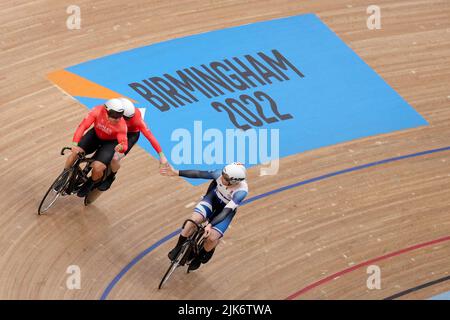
[158, 242, 190, 289]
[38, 169, 72, 215]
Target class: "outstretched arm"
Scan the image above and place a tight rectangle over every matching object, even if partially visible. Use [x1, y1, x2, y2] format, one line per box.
[160, 164, 221, 180]
[137, 117, 167, 164]
[139, 122, 165, 154]
[179, 170, 220, 179]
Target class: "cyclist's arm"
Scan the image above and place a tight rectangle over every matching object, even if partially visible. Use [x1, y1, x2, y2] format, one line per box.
[210, 190, 247, 226]
[72, 108, 98, 145]
[178, 169, 221, 180]
[138, 120, 163, 155]
[116, 125, 128, 153]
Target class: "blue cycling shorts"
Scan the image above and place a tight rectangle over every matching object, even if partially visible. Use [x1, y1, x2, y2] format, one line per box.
[193, 190, 236, 237]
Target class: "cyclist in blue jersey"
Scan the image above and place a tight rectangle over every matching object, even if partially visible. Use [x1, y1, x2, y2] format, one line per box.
[161, 162, 248, 271]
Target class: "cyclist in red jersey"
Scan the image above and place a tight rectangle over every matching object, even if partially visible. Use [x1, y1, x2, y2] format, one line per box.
[98, 98, 168, 191]
[64, 98, 128, 197]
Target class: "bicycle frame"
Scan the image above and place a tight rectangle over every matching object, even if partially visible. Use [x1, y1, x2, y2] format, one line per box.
[179, 219, 206, 266]
[182, 219, 206, 243]
[158, 219, 208, 289]
[60, 147, 95, 195]
[38, 146, 111, 214]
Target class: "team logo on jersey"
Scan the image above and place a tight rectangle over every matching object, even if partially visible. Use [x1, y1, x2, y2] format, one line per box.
[96, 122, 112, 135]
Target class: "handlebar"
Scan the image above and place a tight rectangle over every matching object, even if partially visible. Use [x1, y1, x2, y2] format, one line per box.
[60, 147, 71, 155]
[182, 219, 205, 232]
[60, 146, 86, 159]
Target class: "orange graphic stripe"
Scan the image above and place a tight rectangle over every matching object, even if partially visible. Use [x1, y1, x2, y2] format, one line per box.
[47, 69, 135, 102]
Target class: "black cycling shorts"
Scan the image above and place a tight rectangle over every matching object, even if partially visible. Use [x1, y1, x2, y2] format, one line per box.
[124, 131, 140, 155]
[78, 128, 118, 166]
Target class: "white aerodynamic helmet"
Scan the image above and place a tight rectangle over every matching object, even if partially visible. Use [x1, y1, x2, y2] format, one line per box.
[222, 162, 246, 184]
[119, 97, 136, 119]
[104, 98, 125, 119]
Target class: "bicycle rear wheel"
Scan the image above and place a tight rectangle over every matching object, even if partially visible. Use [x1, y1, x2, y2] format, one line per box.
[158, 242, 190, 289]
[84, 188, 103, 206]
[38, 169, 72, 215]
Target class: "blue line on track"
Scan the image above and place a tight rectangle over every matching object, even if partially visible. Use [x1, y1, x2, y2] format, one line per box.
[100, 146, 450, 299]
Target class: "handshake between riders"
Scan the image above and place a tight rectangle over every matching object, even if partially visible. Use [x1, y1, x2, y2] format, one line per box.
[62, 98, 249, 272]
[63, 98, 167, 197]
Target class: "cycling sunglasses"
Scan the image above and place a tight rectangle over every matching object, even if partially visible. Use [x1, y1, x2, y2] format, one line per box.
[106, 109, 124, 119]
[222, 172, 244, 185]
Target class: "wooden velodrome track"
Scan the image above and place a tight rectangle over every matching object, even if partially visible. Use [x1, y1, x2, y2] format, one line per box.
[1, 0, 449, 300]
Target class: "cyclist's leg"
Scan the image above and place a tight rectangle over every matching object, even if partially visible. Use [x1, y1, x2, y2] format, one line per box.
[77, 161, 106, 197]
[183, 212, 206, 236]
[65, 128, 98, 169]
[182, 190, 215, 238]
[99, 132, 140, 191]
[77, 139, 116, 197]
[91, 161, 107, 181]
[205, 210, 236, 251]
[168, 193, 213, 260]
[96, 152, 122, 191]
[110, 152, 123, 173]
[190, 209, 236, 270]
[92, 140, 117, 181]
[168, 212, 205, 260]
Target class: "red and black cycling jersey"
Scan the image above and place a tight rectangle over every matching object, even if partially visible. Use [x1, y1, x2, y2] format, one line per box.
[73, 105, 128, 153]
